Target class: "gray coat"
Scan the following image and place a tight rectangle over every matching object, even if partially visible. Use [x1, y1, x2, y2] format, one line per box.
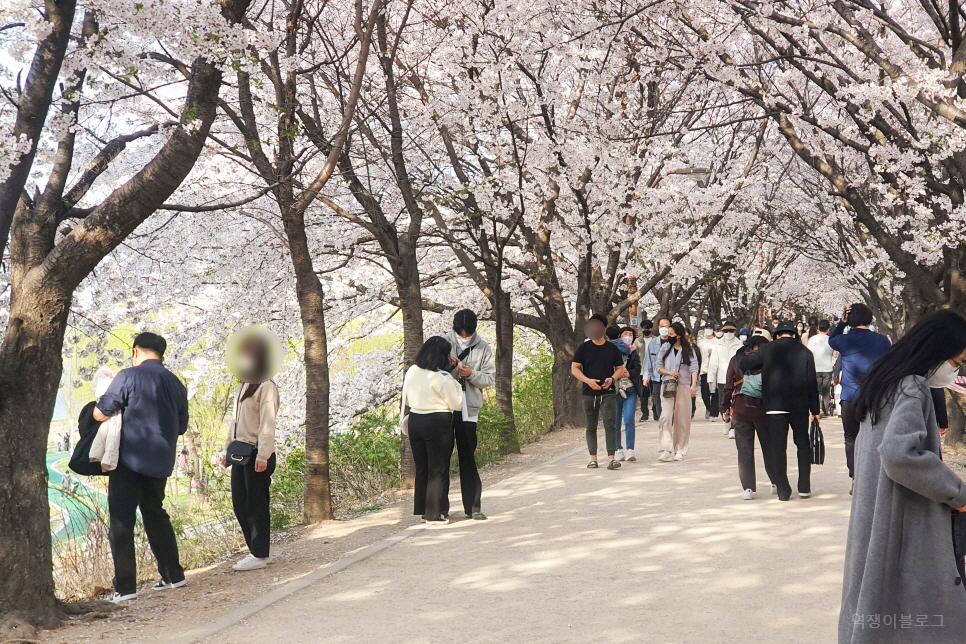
[840, 376, 966, 643]
[443, 331, 495, 418]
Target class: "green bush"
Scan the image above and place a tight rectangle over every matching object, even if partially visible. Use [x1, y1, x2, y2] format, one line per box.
[330, 409, 401, 504]
[512, 344, 554, 443]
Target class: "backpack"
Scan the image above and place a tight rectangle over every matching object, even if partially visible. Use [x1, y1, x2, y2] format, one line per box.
[740, 372, 763, 398]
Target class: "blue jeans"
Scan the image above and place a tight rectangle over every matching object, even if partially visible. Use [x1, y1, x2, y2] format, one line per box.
[616, 389, 638, 450]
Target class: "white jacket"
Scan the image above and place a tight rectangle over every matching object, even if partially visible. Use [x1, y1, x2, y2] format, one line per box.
[707, 337, 744, 387]
[89, 367, 122, 471]
[696, 337, 717, 375]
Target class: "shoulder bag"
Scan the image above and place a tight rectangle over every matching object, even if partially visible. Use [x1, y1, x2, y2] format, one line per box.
[809, 418, 826, 465]
[226, 384, 256, 467]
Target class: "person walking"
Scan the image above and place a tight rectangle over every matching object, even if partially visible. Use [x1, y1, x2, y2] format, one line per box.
[839, 310, 966, 644]
[656, 322, 699, 462]
[223, 334, 280, 572]
[697, 322, 718, 421]
[829, 303, 891, 482]
[636, 320, 655, 422]
[442, 309, 495, 521]
[642, 318, 672, 424]
[401, 336, 464, 525]
[609, 325, 643, 462]
[93, 332, 189, 602]
[708, 321, 744, 438]
[739, 321, 821, 501]
[807, 319, 835, 416]
[721, 336, 773, 499]
[572, 314, 625, 470]
[738, 328, 750, 344]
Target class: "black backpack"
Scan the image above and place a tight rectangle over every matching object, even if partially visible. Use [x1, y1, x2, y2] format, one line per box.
[68, 401, 107, 476]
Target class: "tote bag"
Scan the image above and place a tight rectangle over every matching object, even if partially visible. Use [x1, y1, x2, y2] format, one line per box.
[809, 419, 826, 465]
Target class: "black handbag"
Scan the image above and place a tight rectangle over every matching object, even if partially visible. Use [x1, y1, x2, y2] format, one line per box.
[226, 385, 256, 467]
[68, 401, 107, 476]
[810, 419, 826, 465]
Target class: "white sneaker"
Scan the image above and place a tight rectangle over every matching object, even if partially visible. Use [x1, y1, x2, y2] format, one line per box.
[723, 425, 730, 436]
[233, 554, 268, 571]
[110, 591, 137, 603]
[658, 451, 673, 462]
[799, 492, 811, 499]
[615, 449, 625, 461]
[728, 428, 735, 439]
[704, 410, 711, 420]
[710, 416, 718, 422]
[673, 452, 684, 461]
[625, 449, 636, 462]
[770, 484, 778, 495]
[424, 517, 450, 527]
[741, 489, 755, 500]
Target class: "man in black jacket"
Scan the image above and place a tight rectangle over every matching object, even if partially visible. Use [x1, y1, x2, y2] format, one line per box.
[739, 321, 821, 501]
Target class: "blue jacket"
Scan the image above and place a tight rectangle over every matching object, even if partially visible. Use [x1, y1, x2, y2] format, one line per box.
[642, 336, 666, 383]
[828, 323, 891, 401]
[96, 359, 189, 478]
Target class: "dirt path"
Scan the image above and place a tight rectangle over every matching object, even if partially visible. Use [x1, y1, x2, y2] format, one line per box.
[42, 416, 852, 644]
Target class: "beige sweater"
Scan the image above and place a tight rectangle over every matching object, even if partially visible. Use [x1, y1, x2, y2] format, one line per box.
[225, 381, 279, 463]
[402, 365, 463, 414]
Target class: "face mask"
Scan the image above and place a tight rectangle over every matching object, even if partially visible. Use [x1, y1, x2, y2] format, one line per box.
[928, 360, 960, 389]
[797, 325, 804, 331]
[705, 329, 714, 337]
[723, 332, 735, 341]
[456, 335, 473, 349]
[658, 327, 670, 337]
[585, 326, 605, 341]
[715, 331, 723, 339]
[621, 335, 634, 346]
[667, 335, 677, 343]
[739, 335, 748, 342]
[642, 329, 652, 337]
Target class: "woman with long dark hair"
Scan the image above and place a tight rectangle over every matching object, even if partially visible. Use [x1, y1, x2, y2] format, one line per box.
[656, 322, 699, 462]
[840, 310, 966, 643]
[401, 336, 463, 525]
[224, 334, 280, 571]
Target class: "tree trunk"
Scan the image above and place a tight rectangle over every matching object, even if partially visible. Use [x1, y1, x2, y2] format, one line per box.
[550, 336, 583, 428]
[396, 272, 423, 489]
[947, 390, 966, 447]
[0, 285, 71, 626]
[493, 289, 519, 452]
[282, 208, 333, 523]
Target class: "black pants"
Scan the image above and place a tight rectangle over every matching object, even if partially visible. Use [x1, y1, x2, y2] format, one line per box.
[647, 384, 663, 421]
[108, 464, 184, 595]
[841, 400, 861, 478]
[409, 412, 454, 520]
[734, 419, 771, 492]
[765, 413, 811, 500]
[583, 393, 617, 457]
[700, 374, 714, 416]
[816, 372, 833, 415]
[453, 411, 482, 516]
[640, 384, 652, 421]
[231, 453, 276, 558]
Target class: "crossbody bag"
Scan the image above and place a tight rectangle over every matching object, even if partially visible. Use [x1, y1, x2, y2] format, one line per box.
[226, 384, 257, 467]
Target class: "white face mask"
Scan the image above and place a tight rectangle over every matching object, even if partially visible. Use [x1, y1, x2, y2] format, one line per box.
[658, 327, 670, 337]
[928, 360, 960, 389]
[715, 331, 723, 339]
[456, 335, 473, 349]
[704, 329, 714, 337]
[739, 335, 748, 342]
[723, 332, 735, 341]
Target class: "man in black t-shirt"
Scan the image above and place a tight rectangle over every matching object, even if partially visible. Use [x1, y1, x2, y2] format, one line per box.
[571, 314, 626, 470]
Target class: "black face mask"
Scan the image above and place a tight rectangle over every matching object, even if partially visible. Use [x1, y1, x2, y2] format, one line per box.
[661, 337, 672, 344]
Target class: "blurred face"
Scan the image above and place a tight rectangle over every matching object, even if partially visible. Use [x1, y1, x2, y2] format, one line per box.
[585, 321, 606, 341]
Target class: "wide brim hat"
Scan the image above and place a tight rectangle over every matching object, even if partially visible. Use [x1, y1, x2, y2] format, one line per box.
[720, 321, 738, 332]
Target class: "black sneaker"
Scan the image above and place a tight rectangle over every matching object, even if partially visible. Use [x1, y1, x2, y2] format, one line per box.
[152, 579, 186, 591]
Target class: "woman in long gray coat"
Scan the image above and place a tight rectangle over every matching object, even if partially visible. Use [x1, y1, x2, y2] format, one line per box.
[840, 310, 966, 643]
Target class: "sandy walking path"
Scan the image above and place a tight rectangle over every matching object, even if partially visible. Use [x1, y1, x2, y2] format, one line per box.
[198, 416, 851, 644]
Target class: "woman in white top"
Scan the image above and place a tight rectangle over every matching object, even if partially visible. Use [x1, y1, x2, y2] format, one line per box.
[222, 335, 280, 571]
[656, 322, 700, 462]
[401, 336, 463, 525]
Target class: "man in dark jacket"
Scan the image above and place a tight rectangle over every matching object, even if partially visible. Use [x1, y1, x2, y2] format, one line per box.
[94, 332, 189, 601]
[739, 321, 821, 501]
[722, 336, 773, 499]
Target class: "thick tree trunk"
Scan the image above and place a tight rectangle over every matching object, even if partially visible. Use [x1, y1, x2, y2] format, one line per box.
[0, 285, 71, 626]
[947, 390, 966, 447]
[282, 209, 333, 523]
[493, 289, 519, 452]
[396, 269, 423, 489]
[550, 335, 583, 429]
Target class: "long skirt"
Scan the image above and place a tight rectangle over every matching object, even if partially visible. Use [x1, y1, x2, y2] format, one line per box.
[658, 381, 693, 455]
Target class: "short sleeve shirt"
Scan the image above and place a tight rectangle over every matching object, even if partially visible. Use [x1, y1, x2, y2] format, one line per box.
[572, 340, 625, 395]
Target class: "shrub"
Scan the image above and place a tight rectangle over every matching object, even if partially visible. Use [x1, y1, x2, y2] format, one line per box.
[512, 344, 555, 443]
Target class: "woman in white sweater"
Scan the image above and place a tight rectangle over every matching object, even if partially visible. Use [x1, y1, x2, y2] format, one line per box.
[401, 336, 463, 525]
